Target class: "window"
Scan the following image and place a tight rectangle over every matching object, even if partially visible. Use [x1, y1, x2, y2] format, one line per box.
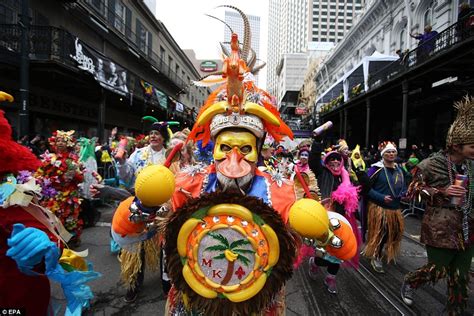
[136, 19, 151, 55]
[424, 8, 432, 27]
[114, 1, 126, 34]
[168, 56, 173, 70]
[400, 29, 406, 50]
[175, 64, 180, 75]
[0, 0, 17, 23]
[160, 46, 165, 62]
[139, 27, 149, 53]
[88, 0, 106, 16]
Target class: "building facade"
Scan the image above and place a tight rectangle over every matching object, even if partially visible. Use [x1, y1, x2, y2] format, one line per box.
[267, 0, 366, 99]
[315, 0, 460, 92]
[313, 0, 474, 150]
[0, 0, 207, 140]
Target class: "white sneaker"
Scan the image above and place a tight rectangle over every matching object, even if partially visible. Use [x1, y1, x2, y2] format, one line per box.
[371, 257, 384, 273]
[401, 280, 414, 306]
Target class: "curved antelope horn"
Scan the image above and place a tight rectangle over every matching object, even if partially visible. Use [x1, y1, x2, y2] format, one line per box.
[219, 42, 230, 58]
[251, 61, 266, 75]
[247, 48, 257, 70]
[205, 14, 234, 34]
[217, 5, 251, 62]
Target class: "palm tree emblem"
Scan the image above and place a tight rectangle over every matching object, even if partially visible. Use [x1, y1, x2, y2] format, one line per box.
[205, 231, 255, 285]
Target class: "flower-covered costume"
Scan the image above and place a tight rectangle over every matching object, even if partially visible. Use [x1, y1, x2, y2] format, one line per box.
[36, 150, 84, 240]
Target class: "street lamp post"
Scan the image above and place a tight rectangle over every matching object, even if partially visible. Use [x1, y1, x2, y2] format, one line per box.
[19, 0, 30, 139]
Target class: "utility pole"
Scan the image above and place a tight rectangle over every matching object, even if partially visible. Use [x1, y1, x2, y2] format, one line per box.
[19, 0, 30, 139]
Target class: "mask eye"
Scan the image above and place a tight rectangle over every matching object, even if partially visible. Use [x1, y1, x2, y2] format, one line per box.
[220, 144, 232, 152]
[240, 145, 252, 154]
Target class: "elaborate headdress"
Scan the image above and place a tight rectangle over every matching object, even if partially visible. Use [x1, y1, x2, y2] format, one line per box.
[48, 130, 76, 148]
[187, 32, 293, 146]
[0, 92, 40, 173]
[379, 141, 397, 156]
[446, 95, 474, 147]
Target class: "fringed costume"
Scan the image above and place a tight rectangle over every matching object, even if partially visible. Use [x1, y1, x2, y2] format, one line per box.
[402, 96, 474, 315]
[112, 7, 357, 315]
[363, 142, 407, 265]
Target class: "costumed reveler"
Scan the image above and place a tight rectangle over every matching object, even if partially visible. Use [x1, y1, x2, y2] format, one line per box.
[115, 120, 171, 302]
[78, 137, 101, 228]
[401, 96, 474, 315]
[111, 7, 358, 315]
[0, 92, 100, 315]
[36, 130, 84, 247]
[307, 139, 360, 294]
[362, 141, 408, 273]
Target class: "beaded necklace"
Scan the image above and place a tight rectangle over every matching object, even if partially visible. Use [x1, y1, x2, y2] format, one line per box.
[446, 154, 473, 242]
[383, 163, 405, 198]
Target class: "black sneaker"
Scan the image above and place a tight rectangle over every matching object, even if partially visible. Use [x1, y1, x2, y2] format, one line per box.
[124, 287, 138, 303]
[400, 280, 414, 306]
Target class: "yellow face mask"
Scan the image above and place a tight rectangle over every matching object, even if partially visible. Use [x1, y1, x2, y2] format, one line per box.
[213, 130, 258, 163]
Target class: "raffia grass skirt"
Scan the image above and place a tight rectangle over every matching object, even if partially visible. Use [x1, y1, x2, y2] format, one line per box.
[119, 234, 161, 289]
[363, 201, 404, 263]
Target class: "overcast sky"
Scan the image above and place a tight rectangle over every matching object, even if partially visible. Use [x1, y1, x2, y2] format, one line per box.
[154, 0, 268, 87]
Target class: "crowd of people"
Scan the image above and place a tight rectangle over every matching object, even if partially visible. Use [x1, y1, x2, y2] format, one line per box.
[1, 20, 473, 316]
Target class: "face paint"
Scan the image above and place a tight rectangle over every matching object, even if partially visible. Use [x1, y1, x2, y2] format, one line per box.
[327, 159, 342, 176]
[213, 131, 258, 163]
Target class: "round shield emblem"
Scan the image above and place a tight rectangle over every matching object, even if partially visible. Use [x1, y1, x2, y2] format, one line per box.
[177, 203, 280, 302]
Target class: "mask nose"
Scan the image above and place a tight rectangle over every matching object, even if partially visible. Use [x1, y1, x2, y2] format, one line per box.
[217, 147, 252, 179]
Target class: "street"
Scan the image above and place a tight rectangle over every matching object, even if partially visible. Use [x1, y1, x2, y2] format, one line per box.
[50, 204, 474, 316]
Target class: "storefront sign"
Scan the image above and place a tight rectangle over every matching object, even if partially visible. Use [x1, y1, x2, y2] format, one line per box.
[295, 104, 308, 115]
[70, 37, 129, 96]
[29, 93, 98, 121]
[175, 102, 184, 112]
[154, 89, 168, 109]
[200, 60, 218, 72]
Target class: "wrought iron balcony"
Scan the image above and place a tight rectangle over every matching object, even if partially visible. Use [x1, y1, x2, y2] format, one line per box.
[0, 23, 186, 91]
[0, 24, 77, 68]
[369, 16, 473, 89]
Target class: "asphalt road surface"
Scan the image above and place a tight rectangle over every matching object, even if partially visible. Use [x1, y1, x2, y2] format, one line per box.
[51, 205, 474, 315]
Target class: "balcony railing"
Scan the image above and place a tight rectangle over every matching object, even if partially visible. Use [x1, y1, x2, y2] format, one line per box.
[369, 16, 473, 89]
[0, 24, 77, 68]
[0, 23, 186, 92]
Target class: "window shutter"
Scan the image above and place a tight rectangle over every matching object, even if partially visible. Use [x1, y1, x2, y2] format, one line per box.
[147, 32, 152, 56]
[136, 18, 142, 47]
[107, 0, 116, 25]
[125, 7, 132, 38]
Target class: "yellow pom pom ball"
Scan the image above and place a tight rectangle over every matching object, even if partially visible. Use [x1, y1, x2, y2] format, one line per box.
[135, 165, 175, 207]
[288, 198, 329, 240]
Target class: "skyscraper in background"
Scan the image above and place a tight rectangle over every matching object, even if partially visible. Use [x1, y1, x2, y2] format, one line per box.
[224, 10, 261, 84]
[311, 0, 365, 43]
[267, 0, 366, 97]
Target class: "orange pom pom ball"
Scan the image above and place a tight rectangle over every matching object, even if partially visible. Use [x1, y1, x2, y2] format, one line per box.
[112, 196, 146, 237]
